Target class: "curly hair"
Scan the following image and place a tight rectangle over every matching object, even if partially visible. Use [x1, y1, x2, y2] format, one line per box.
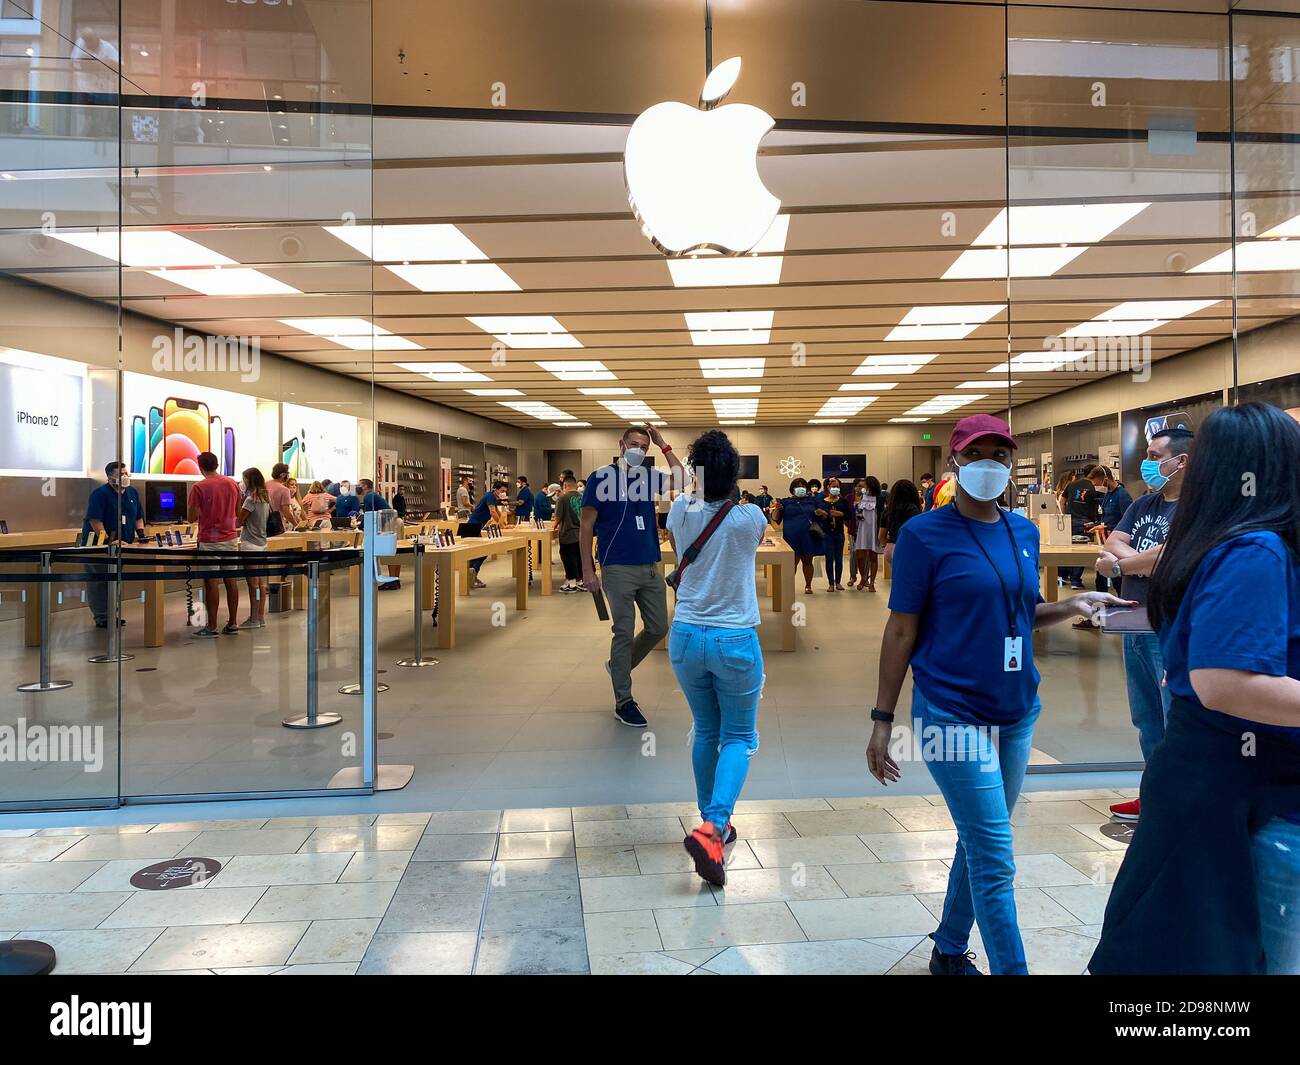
[688, 429, 740, 502]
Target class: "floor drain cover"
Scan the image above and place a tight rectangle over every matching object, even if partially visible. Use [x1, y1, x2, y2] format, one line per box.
[130, 857, 222, 889]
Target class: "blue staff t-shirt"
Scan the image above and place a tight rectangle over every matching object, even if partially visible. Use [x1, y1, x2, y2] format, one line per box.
[583, 463, 669, 567]
[889, 505, 1044, 725]
[361, 491, 388, 512]
[532, 492, 553, 521]
[468, 491, 497, 527]
[515, 486, 534, 520]
[82, 484, 145, 543]
[333, 492, 360, 520]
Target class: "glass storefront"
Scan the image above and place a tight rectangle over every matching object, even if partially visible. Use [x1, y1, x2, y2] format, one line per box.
[1, 0, 1297, 809]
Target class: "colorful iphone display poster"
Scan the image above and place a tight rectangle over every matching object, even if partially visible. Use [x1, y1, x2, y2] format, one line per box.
[280, 403, 360, 482]
[122, 371, 257, 480]
[0, 347, 88, 477]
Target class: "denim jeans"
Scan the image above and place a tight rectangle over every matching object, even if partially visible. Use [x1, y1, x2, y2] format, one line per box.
[1122, 632, 1172, 763]
[913, 687, 1041, 975]
[669, 622, 763, 830]
[824, 532, 844, 586]
[1252, 817, 1300, 974]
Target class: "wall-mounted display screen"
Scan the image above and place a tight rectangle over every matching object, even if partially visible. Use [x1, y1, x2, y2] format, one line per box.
[123, 371, 257, 480]
[738, 455, 759, 479]
[145, 480, 187, 524]
[0, 347, 87, 477]
[822, 453, 866, 479]
[280, 403, 360, 482]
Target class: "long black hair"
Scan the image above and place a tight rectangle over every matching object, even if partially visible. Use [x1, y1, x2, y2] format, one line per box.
[883, 478, 921, 527]
[1149, 402, 1300, 630]
[687, 429, 739, 503]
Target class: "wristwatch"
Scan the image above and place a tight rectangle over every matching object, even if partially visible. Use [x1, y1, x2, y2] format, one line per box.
[870, 707, 895, 724]
[1110, 559, 1123, 579]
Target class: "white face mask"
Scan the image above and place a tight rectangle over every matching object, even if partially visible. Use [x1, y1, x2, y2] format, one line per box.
[793, 486, 807, 498]
[954, 459, 1012, 502]
[115, 473, 130, 489]
[622, 446, 646, 467]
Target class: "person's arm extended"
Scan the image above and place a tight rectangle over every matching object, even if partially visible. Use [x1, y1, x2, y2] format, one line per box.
[865, 612, 919, 784]
[580, 506, 599, 593]
[1036, 591, 1136, 628]
[1191, 669, 1300, 729]
[643, 423, 684, 482]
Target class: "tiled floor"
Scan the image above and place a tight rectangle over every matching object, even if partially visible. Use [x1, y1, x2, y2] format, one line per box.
[0, 787, 1136, 974]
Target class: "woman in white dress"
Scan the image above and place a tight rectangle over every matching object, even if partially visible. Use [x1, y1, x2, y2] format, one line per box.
[854, 476, 884, 592]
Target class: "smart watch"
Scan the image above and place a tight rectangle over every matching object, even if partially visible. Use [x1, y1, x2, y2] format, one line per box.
[1111, 559, 1123, 579]
[870, 707, 895, 724]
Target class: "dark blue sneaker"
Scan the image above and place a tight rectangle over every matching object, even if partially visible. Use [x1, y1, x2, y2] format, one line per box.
[927, 933, 982, 975]
[614, 700, 647, 727]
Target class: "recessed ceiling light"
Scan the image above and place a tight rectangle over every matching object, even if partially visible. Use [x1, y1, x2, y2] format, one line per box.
[942, 246, 1087, 280]
[465, 388, 525, 397]
[815, 397, 876, 418]
[838, 382, 899, 391]
[324, 223, 490, 262]
[599, 399, 659, 419]
[156, 268, 299, 296]
[468, 315, 582, 349]
[708, 385, 761, 394]
[904, 394, 983, 416]
[388, 264, 521, 292]
[536, 360, 614, 380]
[553, 421, 592, 427]
[685, 310, 773, 345]
[578, 386, 633, 395]
[987, 353, 1075, 372]
[1062, 299, 1220, 337]
[280, 318, 420, 351]
[50, 230, 234, 267]
[698, 357, 765, 378]
[1262, 213, 1300, 237]
[398, 361, 492, 382]
[1189, 242, 1300, 273]
[668, 216, 789, 288]
[854, 354, 937, 375]
[500, 400, 575, 420]
[718, 420, 755, 425]
[808, 419, 846, 424]
[713, 398, 759, 418]
[890, 417, 930, 423]
[972, 202, 1150, 247]
[885, 305, 1002, 342]
[958, 379, 1021, 387]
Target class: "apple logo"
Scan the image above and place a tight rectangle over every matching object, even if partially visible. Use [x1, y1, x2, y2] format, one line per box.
[624, 56, 780, 257]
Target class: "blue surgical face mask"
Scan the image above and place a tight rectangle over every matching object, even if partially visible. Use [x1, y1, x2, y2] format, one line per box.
[830, 487, 841, 497]
[955, 459, 1012, 502]
[793, 487, 807, 498]
[622, 447, 646, 467]
[1141, 456, 1174, 490]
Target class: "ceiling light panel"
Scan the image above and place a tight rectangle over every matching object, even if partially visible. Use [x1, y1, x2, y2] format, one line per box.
[814, 397, 876, 418]
[599, 399, 660, 419]
[854, 354, 937, 375]
[972, 202, 1150, 247]
[698, 357, 766, 378]
[467, 315, 582, 348]
[958, 379, 1021, 387]
[838, 382, 899, 391]
[279, 318, 420, 351]
[500, 400, 574, 420]
[537, 361, 615, 380]
[667, 216, 790, 288]
[578, 386, 633, 395]
[397, 361, 492, 382]
[686, 310, 774, 345]
[1189, 242, 1300, 273]
[712, 398, 759, 418]
[904, 394, 984, 416]
[942, 246, 1086, 280]
[885, 304, 1002, 341]
[51, 230, 235, 267]
[153, 268, 299, 296]
[708, 385, 761, 394]
[465, 388, 524, 396]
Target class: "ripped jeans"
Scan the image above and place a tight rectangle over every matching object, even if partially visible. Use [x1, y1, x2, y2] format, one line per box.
[669, 621, 763, 830]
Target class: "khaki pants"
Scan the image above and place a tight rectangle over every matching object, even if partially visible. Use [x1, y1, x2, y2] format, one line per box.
[601, 563, 668, 708]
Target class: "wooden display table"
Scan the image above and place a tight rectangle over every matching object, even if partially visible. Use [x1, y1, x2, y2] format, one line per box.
[1038, 544, 1103, 603]
[413, 536, 530, 649]
[499, 526, 558, 595]
[657, 541, 798, 652]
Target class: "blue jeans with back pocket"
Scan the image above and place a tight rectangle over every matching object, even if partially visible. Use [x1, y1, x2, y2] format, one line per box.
[669, 622, 763, 830]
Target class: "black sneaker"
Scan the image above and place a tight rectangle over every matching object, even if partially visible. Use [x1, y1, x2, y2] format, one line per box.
[927, 935, 982, 975]
[614, 700, 647, 727]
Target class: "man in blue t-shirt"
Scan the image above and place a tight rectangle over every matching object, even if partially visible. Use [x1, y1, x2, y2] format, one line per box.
[82, 461, 145, 627]
[463, 481, 509, 586]
[532, 483, 555, 522]
[333, 484, 361, 522]
[1096, 427, 1191, 821]
[581, 424, 683, 727]
[515, 476, 534, 522]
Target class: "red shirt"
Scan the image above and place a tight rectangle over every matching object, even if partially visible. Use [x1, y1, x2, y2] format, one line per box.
[267, 479, 294, 521]
[190, 475, 241, 543]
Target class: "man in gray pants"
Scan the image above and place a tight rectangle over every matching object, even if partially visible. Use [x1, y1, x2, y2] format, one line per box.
[581, 424, 683, 727]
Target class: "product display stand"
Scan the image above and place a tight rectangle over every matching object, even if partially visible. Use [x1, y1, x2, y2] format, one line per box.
[0, 940, 56, 975]
[396, 541, 438, 668]
[17, 551, 72, 693]
[284, 561, 342, 729]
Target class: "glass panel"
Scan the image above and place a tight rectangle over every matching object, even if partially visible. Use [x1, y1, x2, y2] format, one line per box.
[1006, 4, 1235, 768]
[0, 5, 123, 806]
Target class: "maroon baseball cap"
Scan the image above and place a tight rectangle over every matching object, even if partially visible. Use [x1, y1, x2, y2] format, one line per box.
[949, 413, 1018, 453]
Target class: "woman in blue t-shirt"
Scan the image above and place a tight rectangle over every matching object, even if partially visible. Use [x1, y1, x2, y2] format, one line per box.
[772, 477, 821, 594]
[866, 415, 1131, 975]
[1091, 403, 1300, 975]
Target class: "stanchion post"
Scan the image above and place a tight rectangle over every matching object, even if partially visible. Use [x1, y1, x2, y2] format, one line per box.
[88, 543, 133, 664]
[397, 540, 438, 667]
[284, 559, 341, 729]
[17, 551, 72, 693]
[341, 550, 390, 694]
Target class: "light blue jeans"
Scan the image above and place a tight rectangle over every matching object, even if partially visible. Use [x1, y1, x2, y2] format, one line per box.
[1122, 632, 1173, 762]
[669, 622, 763, 830]
[1252, 816, 1300, 974]
[913, 688, 1042, 975]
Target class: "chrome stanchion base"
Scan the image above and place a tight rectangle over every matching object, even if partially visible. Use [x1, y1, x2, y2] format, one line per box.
[16, 680, 73, 693]
[395, 656, 439, 667]
[87, 653, 135, 663]
[338, 681, 389, 695]
[282, 712, 343, 729]
[0, 939, 56, 975]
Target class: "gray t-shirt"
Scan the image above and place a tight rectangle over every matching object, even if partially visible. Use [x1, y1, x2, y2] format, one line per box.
[1113, 491, 1179, 606]
[666, 496, 767, 629]
[240, 496, 271, 548]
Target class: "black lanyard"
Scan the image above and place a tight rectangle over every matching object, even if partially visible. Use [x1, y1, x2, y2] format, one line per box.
[956, 507, 1025, 638]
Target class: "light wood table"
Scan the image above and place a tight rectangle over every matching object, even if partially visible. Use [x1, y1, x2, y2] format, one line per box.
[657, 541, 798, 651]
[500, 526, 558, 595]
[1038, 544, 1103, 603]
[418, 536, 530, 649]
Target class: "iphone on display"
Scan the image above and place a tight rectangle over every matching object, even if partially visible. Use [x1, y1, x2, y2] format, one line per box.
[131, 415, 146, 473]
[163, 398, 210, 476]
[210, 415, 223, 472]
[148, 406, 164, 474]
[224, 427, 236, 476]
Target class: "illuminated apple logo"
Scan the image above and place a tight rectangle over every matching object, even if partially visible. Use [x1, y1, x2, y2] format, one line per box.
[624, 57, 781, 257]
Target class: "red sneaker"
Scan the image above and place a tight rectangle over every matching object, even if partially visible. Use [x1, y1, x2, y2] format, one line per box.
[683, 822, 727, 886]
[1109, 798, 1140, 821]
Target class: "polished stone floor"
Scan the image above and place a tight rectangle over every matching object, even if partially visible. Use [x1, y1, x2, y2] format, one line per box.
[0, 786, 1135, 974]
